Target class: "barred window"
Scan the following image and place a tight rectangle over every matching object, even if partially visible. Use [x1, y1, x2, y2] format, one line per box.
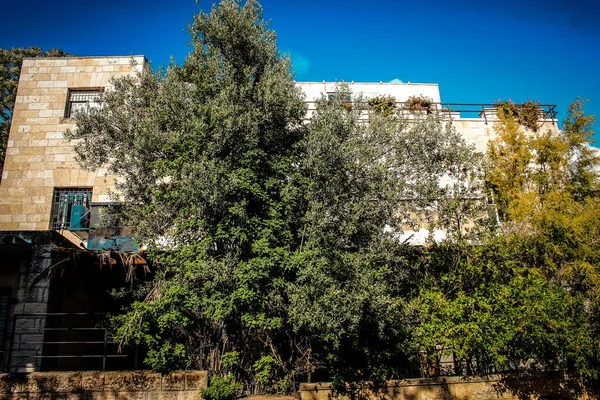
[65, 89, 102, 118]
[50, 188, 92, 231]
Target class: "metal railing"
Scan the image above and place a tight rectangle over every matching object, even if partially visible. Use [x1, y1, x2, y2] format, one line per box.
[7, 313, 132, 372]
[303, 101, 558, 126]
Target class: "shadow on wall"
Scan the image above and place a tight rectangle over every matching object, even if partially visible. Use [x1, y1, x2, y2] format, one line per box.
[494, 371, 600, 400]
[300, 372, 600, 400]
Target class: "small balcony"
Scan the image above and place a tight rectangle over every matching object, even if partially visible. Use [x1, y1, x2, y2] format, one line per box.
[50, 189, 92, 232]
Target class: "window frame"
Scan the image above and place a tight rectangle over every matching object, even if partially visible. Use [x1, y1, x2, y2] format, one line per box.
[50, 188, 93, 231]
[64, 88, 103, 119]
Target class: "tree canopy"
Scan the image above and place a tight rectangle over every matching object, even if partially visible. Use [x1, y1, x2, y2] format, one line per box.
[64, 0, 600, 395]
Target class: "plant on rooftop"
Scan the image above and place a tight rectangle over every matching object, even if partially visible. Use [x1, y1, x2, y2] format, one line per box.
[518, 99, 543, 132]
[494, 98, 543, 132]
[367, 95, 396, 117]
[406, 95, 433, 113]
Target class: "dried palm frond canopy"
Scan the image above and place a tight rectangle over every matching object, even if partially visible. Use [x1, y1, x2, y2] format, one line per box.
[30, 245, 150, 289]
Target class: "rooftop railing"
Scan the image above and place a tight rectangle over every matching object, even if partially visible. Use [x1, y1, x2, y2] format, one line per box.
[303, 101, 558, 126]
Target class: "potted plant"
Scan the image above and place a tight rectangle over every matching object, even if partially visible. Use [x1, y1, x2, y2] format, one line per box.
[406, 95, 433, 113]
[367, 95, 397, 117]
[517, 99, 543, 132]
[491, 98, 543, 132]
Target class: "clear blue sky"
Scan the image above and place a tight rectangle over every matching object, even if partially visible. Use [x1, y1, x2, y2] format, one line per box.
[2, 0, 599, 143]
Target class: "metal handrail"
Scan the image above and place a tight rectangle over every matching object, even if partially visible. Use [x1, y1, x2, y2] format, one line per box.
[6, 313, 131, 372]
[302, 101, 558, 125]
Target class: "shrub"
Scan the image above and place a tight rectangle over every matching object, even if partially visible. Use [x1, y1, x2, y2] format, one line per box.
[201, 375, 242, 400]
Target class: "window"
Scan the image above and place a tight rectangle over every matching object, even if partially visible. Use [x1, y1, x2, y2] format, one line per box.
[50, 188, 92, 231]
[64, 89, 102, 118]
[327, 92, 352, 103]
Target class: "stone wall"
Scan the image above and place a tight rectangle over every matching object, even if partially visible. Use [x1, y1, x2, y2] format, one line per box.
[300, 374, 597, 400]
[0, 232, 62, 372]
[0, 370, 207, 400]
[0, 56, 145, 231]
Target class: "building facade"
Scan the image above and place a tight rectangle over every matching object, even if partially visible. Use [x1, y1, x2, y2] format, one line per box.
[0, 56, 145, 372]
[0, 56, 560, 372]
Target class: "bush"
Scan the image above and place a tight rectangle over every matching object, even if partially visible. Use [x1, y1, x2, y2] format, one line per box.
[201, 375, 242, 400]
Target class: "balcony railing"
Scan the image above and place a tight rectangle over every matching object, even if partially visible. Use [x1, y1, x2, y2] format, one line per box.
[6, 313, 134, 372]
[50, 189, 92, 231]
[303, 101, 558, 126]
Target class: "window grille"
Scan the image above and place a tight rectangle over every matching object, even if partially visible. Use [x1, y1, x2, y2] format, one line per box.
[50, 188, 92, 231]
[65, 90, 102, 118]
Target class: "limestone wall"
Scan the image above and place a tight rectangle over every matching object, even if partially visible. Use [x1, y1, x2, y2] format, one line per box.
[0, 56, 145, 231]
[453, 117, 560, 153]
[0, 370, 207, 400]
[300, 374, 596, 400]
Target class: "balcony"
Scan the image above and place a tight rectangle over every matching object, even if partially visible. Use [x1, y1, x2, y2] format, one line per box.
[50, 189, 92, 232]
[304, 101, 558, 126]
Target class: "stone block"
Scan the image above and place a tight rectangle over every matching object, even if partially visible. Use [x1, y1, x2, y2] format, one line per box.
[27, 373, 60, 392]
[44, 132, 64, 140]
[0, 374, 16, 393]
[11, 215, 26, 223]
[104, 373, 135, 392]
[22, 303, 48, 314]
[116, 392, 148, 400]
[54, 373, 83, 393]
[29, 394, 67, 400]
[67, 394, 91, 400]
[8, 394, 29, 400]
[146, 392, 163, 400]
[161, 373, 185, 392]
[177, 391, 200, 400]
[81, 373, 104, 392]
[184, 372, 207, 391]
[154, 392, 177, 400]
[130, 372, 161, 392]
[90, 392, 117, 400]
[36, 81, 53, 88]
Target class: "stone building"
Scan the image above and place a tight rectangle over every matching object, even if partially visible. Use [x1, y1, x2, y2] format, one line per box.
[0, 56, 560, 372]
[0, 56, 146, 372]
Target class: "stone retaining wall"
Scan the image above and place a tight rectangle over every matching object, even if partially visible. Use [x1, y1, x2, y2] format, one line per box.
[300, 373, 597, 400]
[0, 370, 207, 400]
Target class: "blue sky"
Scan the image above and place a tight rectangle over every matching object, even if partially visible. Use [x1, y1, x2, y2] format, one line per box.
[1, 0, 599, 143]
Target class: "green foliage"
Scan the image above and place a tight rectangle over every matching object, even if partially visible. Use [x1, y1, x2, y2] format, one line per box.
[487, 97, 599, 223]
[407, 235, 596, 377]
[367, 95, 396, 117]
[65, 0, 600, 391]
[482, 97, 600, 379]
[201, 375, 242, 400]
[518, 99, 542, 133]
[494, 98, 542, 132]
[0, 46, 70, 178]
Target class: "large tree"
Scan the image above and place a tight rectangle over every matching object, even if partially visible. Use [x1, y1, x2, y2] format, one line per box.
[64, 0, 600, 392]
[0, 46, 70, 177]
[67, 0, 310, 387]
